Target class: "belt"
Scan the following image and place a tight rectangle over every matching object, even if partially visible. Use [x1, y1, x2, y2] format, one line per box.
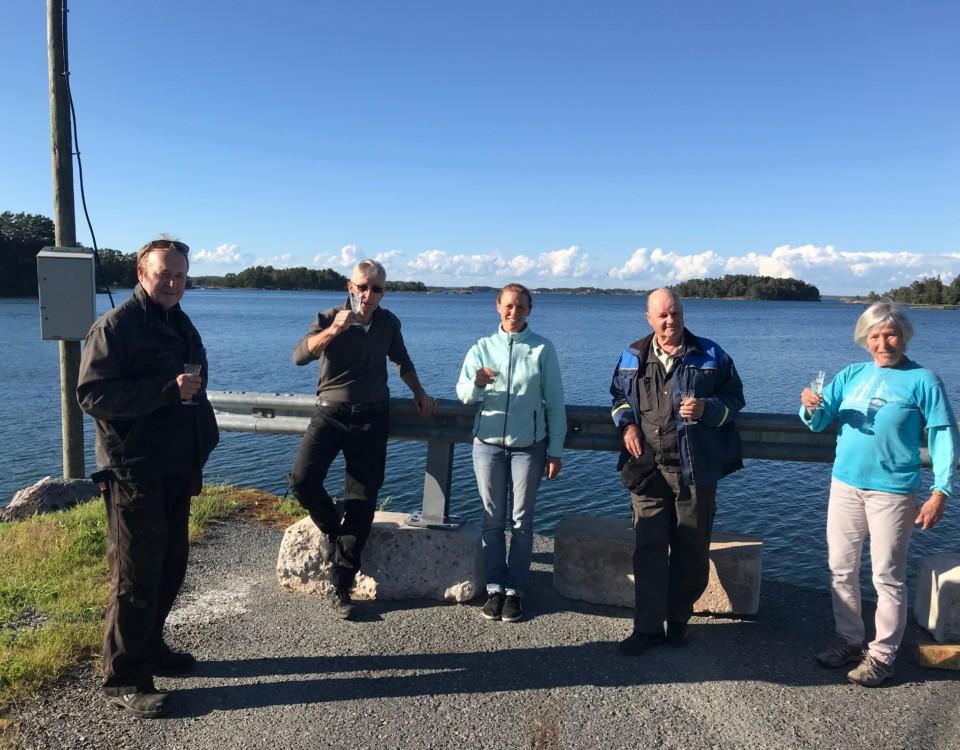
[316, 399, 388, 413]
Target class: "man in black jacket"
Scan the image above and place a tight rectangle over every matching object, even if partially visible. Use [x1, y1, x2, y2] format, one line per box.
[78, 237, 219, 718]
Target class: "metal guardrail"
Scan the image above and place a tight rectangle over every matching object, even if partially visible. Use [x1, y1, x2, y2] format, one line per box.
[208, 391, 946, 525]
[208, 390, 849, 460]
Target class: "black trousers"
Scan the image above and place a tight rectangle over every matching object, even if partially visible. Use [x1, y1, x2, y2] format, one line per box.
[631, 471, 716, 634]
[102, 473, 192, 695]
[289, 402, 388, 589]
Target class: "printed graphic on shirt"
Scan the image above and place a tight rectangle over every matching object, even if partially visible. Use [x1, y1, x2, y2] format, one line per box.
[839, 374, 903, 435]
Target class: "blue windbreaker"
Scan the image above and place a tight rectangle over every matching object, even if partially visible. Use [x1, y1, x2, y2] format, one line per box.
[610, 329, 745, 486]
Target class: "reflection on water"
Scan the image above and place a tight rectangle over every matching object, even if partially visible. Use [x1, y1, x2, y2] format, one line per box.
[3, 291, 959, 592]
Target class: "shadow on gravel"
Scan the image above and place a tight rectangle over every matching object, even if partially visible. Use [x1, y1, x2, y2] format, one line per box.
[169, 585, 958, 718]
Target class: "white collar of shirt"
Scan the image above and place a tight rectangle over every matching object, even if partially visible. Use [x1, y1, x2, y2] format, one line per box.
[652, 340, 684, 372]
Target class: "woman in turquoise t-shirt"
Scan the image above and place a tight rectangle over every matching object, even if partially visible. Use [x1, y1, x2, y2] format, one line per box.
[800, 302, 957, 687]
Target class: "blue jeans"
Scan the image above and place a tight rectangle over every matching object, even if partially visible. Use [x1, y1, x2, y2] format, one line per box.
[472, 438, 547, 594]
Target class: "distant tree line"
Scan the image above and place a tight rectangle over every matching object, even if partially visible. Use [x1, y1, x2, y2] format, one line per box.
[867, 276, 960, 306]
[194, 265, 348, 290]
[671, 274, 820, 301]
[96, 248, 139, 288]
[385, 279, 428, 292]
[1, 212, 55, 296]
[1, 211, 138, 296]
[192, 266, 427, 292]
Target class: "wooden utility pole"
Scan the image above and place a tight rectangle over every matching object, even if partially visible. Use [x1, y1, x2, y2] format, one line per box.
[47, 0, 85, 479]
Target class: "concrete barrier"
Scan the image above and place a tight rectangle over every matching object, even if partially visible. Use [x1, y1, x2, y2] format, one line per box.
[276, 511, 484, 602]
[553, 514, 762, 615]
[914, 552, 960, 643]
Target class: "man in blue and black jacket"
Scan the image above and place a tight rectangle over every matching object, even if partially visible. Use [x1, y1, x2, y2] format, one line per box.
[610, 288, 744, 655]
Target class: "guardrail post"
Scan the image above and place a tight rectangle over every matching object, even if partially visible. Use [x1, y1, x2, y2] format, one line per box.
[409, 439, 460, 528]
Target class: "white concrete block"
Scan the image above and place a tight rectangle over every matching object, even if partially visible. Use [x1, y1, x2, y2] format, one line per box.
[553, 514, 762, 615]
[914, 553, 960, 643]
[276, 511, 483, 602]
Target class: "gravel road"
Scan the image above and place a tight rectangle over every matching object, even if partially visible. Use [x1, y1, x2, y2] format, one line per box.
[10, 521, 960, 749]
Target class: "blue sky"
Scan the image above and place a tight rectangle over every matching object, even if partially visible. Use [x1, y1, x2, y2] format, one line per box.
[2, 1, 958, 294]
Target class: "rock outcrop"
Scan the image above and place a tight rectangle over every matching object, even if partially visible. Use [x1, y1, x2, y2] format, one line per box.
[276, 511, 483, 602]
[2, 476, 100, 522]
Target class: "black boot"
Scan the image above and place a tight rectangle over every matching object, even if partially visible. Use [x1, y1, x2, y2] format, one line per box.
[333, 587, 358, 620]
[317, 531, 338, 565]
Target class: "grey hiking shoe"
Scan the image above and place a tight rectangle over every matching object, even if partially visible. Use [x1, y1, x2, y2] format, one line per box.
[105, 689, 169, 718]
[847, 655, 895, 687]
[815, 638, 864, 668]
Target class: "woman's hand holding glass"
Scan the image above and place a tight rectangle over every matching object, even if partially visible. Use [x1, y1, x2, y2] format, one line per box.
[801, 370, 827, 415]
[475, 367, 498, 388]
[800, 386, 823, 415]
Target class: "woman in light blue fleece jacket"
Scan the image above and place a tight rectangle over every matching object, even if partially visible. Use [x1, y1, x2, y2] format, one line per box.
[456, 283, 566, 623]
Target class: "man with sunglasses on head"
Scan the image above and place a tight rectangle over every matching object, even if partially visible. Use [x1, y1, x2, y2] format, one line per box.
[78, 236, 219, 718]
[289, 259, 437, 620]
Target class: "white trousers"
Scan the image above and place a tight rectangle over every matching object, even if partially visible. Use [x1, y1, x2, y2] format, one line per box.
[826, 478, 916, 664]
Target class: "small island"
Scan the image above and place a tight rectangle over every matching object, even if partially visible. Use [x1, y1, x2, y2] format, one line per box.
[670, 274, 820, 301]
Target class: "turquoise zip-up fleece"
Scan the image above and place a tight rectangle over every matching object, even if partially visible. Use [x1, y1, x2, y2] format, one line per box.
[456, 325, 566, 457]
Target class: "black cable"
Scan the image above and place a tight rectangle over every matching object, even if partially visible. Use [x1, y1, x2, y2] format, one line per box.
[60, 1, 114, 307]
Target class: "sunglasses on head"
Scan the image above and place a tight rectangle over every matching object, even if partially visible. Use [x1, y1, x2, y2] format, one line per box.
[149, 239, 190, 253]
[353, 282, 384, 294]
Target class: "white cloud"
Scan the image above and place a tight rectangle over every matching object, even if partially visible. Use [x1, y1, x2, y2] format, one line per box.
[406, 245, 591, 281]
[315, 244, 360, 270]
[408, 250, 504, 276]
[607, 243, 960, 294]
[537, 246, 591, 278]
[375, 249, 401, 264]
[312, 246, 405, 274]
[502, 255, 536, 276]
[193, 240, 959, 295]
[607, 247, 725, 282]
[193, 243, 243, 265]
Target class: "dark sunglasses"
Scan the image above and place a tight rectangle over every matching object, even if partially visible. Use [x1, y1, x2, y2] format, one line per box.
[353, 283, 384, 294]
[149, 239, 190, 253]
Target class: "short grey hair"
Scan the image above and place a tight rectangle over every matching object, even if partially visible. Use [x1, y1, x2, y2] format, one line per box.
[853, 301, 914, 349]
[646, 287, 682, 314]
[354, 259, 386, 282]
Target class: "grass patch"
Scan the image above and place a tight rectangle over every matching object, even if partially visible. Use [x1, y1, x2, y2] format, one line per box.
[0, 500, 107, 710]
[0, 484, 291, 714]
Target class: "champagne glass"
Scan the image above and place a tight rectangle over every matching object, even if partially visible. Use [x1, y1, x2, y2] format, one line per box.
[680, 389, 696, 425]
[349, 291, 362, 325]
[182, 363, 202, 405]
[680, 370, 696, 425]
[810, 370, 826, 410]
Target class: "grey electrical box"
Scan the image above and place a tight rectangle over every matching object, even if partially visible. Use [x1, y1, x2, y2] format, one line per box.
[37, 247, 97, 341]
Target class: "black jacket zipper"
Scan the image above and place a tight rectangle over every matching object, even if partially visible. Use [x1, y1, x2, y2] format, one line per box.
[502, 337, 515, 445]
